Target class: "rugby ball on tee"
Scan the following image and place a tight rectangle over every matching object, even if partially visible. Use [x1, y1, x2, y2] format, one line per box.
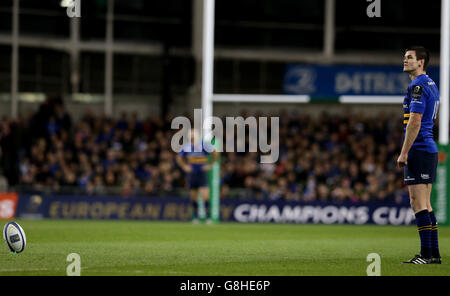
[3, 222, 26, 253]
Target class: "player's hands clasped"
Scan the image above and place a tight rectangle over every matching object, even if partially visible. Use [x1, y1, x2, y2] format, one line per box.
[182, 165, 192, 173]
[202, 164, 213, 171]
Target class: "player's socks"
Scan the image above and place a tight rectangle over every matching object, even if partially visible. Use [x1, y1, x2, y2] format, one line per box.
[191, 200, 199, 220]
[429, 211, 441, 259]
[415, 209, 432, 259]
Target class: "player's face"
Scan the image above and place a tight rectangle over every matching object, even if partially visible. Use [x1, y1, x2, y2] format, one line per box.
[403, 50, 421, 73]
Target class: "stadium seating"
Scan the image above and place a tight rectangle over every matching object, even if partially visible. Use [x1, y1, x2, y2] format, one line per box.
[0, 99, 410, 204]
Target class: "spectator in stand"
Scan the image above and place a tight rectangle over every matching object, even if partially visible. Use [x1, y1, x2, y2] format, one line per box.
[1, 101, 413, 204]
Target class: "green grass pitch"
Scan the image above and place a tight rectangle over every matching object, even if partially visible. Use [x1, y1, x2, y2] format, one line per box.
[1, 219, 449, 276]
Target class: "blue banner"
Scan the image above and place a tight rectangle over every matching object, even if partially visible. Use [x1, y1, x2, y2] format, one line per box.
[283, 64, 440, 97]
[16, 195, 415, 225]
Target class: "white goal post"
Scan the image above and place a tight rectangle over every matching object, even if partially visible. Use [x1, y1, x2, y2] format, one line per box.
[440, 0, 450, 145]
[201, 0, 450, 143]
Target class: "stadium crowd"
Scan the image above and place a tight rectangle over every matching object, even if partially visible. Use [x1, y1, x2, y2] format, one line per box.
[0, 98, 411, 204]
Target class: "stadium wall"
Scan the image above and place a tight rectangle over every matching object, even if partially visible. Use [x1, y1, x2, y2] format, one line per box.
[213, 102, 399, 118]
[13, 194, 416, 225]
[0, 97, 401, 121]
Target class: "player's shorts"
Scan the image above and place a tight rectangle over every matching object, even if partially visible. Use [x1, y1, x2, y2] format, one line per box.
[188, 170, 208, 189]
[404, 148, 438, 185]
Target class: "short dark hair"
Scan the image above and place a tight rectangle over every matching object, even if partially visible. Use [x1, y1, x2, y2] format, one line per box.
[406, 46, 430, 71]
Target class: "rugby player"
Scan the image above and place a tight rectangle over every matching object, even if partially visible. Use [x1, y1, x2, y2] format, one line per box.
[397, 46, 441, 264]
[176, 128, 219, 224]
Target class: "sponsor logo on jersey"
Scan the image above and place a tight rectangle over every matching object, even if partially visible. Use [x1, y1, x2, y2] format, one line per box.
[411, 85, 423, 99]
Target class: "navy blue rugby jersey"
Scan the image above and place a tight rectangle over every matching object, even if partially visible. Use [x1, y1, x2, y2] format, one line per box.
[403, 73, 439, 153]
[180, 141, 214, 172]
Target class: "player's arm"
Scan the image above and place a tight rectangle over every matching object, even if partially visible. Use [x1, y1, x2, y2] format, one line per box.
[176, 154, 192, 173]
[202, 150, 219, 171]
[397, 112, 423, 168]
